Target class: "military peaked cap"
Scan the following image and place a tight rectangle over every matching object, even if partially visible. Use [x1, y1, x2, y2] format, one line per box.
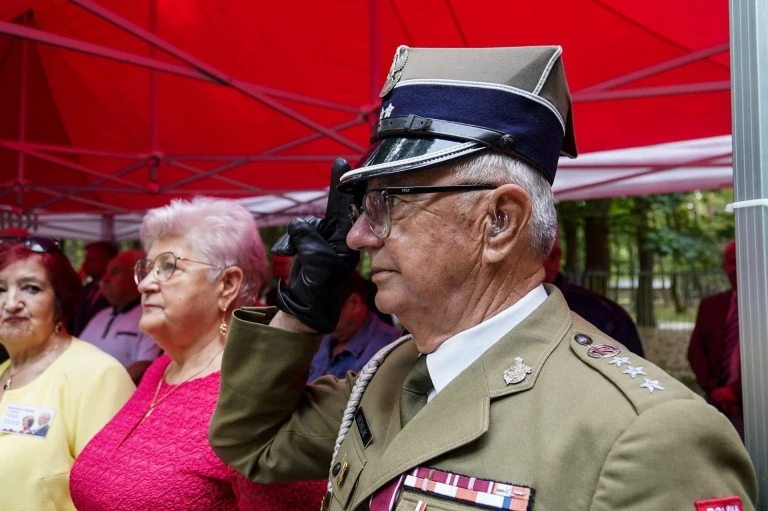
[340, 45, 577, 191]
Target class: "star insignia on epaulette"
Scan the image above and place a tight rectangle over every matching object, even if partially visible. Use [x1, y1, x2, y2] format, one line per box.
[639, 378, 664, 394]
[608, 356, 631, 367]
[623, 366, 646, 379]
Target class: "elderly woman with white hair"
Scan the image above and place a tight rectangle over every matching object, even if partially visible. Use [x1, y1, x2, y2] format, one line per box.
[69, 197, 326, 511]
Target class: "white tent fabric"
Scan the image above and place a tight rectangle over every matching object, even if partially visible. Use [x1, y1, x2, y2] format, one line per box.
[553, 135, 733, 201]
[27, 190, 329, 241]
[22, 136, 733, 240]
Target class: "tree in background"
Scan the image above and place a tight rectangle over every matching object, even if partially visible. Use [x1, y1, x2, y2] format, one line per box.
[556, 189, 734, 327]
[633, 197, 655, 327]
[583, 199, 612, 297]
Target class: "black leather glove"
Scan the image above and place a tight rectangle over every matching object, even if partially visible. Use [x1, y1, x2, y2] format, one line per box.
[272, 158, 360, 332]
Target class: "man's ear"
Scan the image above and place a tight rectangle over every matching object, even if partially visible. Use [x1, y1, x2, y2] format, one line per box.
[218, 266, 245, 312]
[483, 184, 532, 264]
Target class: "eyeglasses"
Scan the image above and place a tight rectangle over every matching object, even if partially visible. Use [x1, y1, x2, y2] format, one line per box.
[0, 236, 61, 253]
[133, 251, 218, 284]
[349, 184, 497, 239]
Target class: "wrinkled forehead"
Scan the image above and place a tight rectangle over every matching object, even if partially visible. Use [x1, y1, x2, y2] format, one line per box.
[146, 234, 193, 259]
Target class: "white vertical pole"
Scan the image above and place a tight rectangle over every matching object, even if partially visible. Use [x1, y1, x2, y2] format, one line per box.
[729, 0, 768, 497]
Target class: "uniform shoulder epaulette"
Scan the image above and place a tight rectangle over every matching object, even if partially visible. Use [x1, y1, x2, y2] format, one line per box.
[567, 316, 697, 415]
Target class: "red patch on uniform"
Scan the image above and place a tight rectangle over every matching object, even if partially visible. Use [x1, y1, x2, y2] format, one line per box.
[695, 496, 743, 511]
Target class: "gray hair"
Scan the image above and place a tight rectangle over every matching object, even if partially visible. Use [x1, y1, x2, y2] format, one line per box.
[140, 197, 267, 308]
[450, 152, 557, 260]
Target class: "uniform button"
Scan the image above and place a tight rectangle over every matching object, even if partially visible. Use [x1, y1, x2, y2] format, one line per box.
[574, 333, 593, 345]
[331, 462, 341, 476]
[336, 459, 350, 487]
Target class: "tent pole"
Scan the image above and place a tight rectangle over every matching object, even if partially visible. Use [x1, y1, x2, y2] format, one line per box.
[0, 140, 149, 159]
[100, 214, 115, 241]
[573, 81, 730, 102]
[31, 186, 128, 213]
[0, 141, 144, 189]
[16, 14, 29, 210]
[149, 0, 158, 155]
[70, 0, 366, 152]
[554, 152, 731, 195]
[0, 21, 356, 114]
[730, 0, 768, 495]
[0, 20, 210, 80]
[578, 42, 729, 93]
[370, 0, 380, 106]
[34, 160, 149, 210]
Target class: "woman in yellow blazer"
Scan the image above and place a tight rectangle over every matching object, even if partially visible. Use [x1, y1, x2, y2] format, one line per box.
[0, 236, 134, 511]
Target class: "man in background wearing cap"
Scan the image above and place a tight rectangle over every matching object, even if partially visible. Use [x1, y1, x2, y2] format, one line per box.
[79, 249, 162, 384]
[211, 46, 756, 510]
[70, 240, 119, 336]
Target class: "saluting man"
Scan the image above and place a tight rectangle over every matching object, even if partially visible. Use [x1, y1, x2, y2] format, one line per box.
[211, 46, 756, 511]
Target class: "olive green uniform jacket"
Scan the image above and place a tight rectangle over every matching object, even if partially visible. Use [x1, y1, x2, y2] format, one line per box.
[210, 287, 757, 511]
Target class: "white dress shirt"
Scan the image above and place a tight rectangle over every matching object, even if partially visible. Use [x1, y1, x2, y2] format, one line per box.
[426, 285, 548, 401]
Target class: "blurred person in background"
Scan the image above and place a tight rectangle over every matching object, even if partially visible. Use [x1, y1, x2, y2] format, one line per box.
[308, 272, 401, 381]
[80, 249, 162, 384]
[0, 236, 135, 511]
[688, 240, 744, 437]
[69, 197, 325, 511]
[70, 241, 119, 336]
[264, 254, 293, 306]
[543, 235, 644, 356]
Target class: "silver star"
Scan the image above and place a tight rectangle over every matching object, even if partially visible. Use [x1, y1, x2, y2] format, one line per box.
[623, 366, 646, 379]
[380, 103, 395, 120]
[640, 378, 664, 394]
[608, 356, 631, 367]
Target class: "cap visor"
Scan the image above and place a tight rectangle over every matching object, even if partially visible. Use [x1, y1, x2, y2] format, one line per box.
[340, 137, 484, 190]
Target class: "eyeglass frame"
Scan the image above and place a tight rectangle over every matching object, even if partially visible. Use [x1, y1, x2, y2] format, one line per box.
[133, 251, 219, 285]
[349, 183, 497, 239]
[0, 236, 61, 253]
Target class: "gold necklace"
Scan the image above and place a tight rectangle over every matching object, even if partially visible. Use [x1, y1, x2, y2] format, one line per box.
[145, 349, 223, 418]
[1, 335, 68, 391]
[113, 347, 223, 453]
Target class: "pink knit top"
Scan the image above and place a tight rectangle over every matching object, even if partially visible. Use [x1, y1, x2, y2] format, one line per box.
[70, 355, 325, 510]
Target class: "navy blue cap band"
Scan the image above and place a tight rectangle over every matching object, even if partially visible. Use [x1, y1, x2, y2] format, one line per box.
[376, 83, 565, 181]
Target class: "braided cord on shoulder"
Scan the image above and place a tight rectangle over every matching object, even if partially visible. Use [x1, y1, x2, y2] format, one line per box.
[326, 335, 412, 495]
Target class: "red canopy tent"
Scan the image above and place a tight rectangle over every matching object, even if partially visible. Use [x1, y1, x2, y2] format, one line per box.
[0, 0, 732, 239]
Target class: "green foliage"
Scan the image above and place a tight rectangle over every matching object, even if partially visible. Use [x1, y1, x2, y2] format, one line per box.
[557, 189, 734, 273]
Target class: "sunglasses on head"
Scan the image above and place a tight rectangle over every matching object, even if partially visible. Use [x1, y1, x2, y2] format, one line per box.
[0, 236, 61, 253]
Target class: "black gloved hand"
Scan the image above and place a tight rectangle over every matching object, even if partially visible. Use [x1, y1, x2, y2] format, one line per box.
[272, 158, 360, 333]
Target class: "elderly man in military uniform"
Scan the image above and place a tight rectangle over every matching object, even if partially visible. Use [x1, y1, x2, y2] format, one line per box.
[210, 46, 756, 511]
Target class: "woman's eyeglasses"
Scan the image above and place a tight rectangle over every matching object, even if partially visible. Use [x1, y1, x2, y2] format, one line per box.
[0, 236, 61, 253]
[349, 184, 497, 239]
[134, 251, 218, 284]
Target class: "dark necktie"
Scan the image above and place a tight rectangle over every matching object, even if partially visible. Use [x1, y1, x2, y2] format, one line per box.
[399, 355, 432, 426]
[101, 310, 119, 338]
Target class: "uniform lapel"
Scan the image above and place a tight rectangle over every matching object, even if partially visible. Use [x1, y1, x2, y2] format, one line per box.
[351, 286, 572, 509]
[352, 359, 490, 509]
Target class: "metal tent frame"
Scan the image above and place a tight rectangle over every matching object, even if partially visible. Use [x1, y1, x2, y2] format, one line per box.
[0, 0, 737, 236]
